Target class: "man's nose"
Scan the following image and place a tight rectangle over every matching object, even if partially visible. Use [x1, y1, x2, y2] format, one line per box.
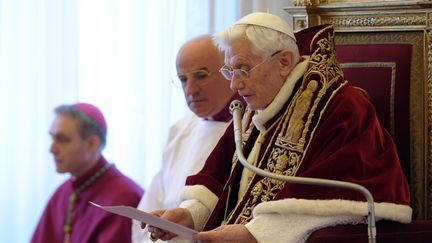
[230, 75, 245, 92]
[50, 142, 57, 154]
[183, 79, 199, 95]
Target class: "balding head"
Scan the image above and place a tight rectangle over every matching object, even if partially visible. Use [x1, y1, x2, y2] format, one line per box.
[175, 35, 235, 118]
[176, 35, 224, 70]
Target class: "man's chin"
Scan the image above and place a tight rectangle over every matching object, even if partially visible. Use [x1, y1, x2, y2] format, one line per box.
[55, 166, 68, 174]
[190, 106, 212, 118]
[245, 102, 257, 110]
[244, 100, 265, 111]
[243, 97, 255, 109]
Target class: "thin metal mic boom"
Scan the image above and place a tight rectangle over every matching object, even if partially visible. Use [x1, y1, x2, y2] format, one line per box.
[229, 100, 376, 243]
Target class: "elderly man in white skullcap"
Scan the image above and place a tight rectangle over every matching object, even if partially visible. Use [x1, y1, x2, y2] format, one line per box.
[142, 12, 411, 243]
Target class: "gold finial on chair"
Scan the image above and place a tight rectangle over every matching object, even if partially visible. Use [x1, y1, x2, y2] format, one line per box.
[293, 0, 327, 7]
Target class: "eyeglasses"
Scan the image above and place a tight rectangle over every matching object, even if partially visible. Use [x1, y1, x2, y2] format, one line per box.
[172, 69, 213, 88]
[219, 50, 282, 81]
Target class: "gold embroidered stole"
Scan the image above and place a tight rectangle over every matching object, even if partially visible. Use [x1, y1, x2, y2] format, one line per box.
[64, 163, 112, 243]
[224, 25, 347, 225]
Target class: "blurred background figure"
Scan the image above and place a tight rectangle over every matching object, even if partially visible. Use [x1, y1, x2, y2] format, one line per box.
[0, 2, 290, 241]
[31, 103, 143, 243]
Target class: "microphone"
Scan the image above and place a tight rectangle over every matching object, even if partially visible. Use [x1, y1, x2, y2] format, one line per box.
[229, 100, 376, 243]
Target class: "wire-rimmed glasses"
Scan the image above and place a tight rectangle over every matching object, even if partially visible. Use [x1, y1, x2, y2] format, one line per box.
[219, 50, 282, 81]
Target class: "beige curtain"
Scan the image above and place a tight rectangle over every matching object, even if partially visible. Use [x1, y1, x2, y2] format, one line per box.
[0, 0, 237, 242]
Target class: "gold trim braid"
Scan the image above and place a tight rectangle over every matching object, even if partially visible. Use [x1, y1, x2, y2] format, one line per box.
[226, 26, 347, 225]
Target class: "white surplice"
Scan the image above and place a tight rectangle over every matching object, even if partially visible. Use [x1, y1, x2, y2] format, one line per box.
[131, 113, 230, 243]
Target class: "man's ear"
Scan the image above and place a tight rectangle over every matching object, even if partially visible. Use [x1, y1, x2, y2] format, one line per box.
[279, 50, 294, 76]
[86, 134, 101, 153]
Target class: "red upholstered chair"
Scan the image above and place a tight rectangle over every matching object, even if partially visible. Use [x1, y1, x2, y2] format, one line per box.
[289, 1, 432, 241]
[285, 5, 432, 220]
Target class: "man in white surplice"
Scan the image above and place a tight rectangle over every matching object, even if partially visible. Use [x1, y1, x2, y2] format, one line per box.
[131, 34, 241, 243]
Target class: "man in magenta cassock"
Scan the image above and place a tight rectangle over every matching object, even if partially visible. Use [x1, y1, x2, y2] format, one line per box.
[31, 103, 143, 243]
[145, 13, 411, 243]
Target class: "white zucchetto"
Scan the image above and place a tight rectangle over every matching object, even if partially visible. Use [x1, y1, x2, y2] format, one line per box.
[234, 12, 296, 41]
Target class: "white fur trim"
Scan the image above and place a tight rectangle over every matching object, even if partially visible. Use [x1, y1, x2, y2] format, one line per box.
[246, 212, 363, 243]
[180, 185, 219, 214]
[253, 198, 412, 223]
[253, 56, 310, 133]
[179, 199, 210, 232]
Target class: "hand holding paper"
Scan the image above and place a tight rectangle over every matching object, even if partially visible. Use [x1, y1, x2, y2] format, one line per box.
[90, 202, 197, 240]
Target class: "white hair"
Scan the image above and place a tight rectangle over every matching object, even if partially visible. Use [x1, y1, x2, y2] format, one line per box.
[213, 24, 300, 63]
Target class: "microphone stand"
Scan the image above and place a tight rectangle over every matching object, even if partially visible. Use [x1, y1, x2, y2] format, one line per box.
[229, 100, 376, 243]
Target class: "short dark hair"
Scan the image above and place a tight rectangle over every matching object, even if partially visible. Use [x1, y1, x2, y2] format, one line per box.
[54, 105, 107, 150]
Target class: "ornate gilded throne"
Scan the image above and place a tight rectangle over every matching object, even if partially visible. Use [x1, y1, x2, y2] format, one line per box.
[285, 0, 432, 241]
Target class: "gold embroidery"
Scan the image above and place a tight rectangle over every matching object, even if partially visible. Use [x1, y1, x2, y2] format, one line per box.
[285, 80, 319, 144]
[236, 175, 285, 224]
[229, 26, 347, 226]
[225, 113, 288, 224]
[221, 185, 232, 226]
[64, 163, 112, 243]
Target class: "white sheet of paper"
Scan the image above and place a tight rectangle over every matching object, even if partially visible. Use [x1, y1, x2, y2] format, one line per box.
[90, 201, 198, 240]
